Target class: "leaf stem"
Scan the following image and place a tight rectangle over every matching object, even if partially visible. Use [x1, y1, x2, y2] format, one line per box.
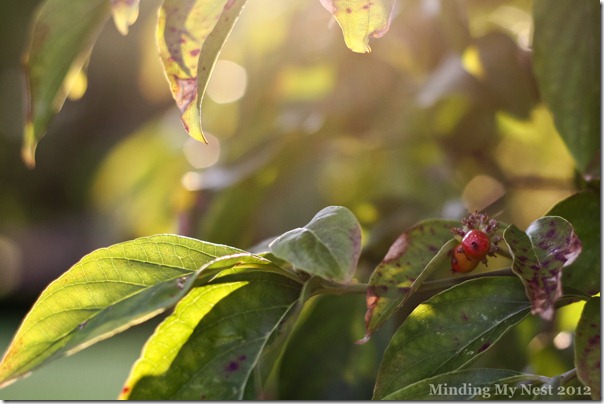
[558, 368, 577, 385]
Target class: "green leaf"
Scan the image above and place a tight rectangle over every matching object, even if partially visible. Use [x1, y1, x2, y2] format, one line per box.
[157, 0, 246, 143]
[319, 0, 394, 53]
[120, 270, 302, 400]
[110, 0, 140, 35]
[278, 294, 382, 400]
[363, 220, 459, 340]
[0, 234, 243, 388]
[575, 296, 601, 400]
[268, 206, 362, 283]
[21, 0, 110, 168]
[373, 276, 530, 399]
[548, 191, 600, 295]
[532, 0, 601, 174]
[503, 217, 582, 321]
[381, 368, 549, 400]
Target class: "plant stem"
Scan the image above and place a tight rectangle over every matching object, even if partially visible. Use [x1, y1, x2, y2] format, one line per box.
[314, 267, 516, 296]
[558, 368, 577, 385]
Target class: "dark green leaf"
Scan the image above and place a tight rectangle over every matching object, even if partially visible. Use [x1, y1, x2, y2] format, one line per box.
[121, 271, 301, 400]
[533, 0, 601, 174]
[278, 294, 382, 400]
[269, 206, 362, 283]
[548, 191, 600, 295]
[503, 217, 582, 320]
[575, 296, 601, 400]
[381, 368, 549, 400]
[0, 235, 243, 388]
[373, 277, 530, 399]
[22, 0, 110, 167]
[363, 220, 458, 339]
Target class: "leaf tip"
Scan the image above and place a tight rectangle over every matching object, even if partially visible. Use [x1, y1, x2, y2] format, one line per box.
[21, 122, 37, 169]
[355, 334, 371, 345]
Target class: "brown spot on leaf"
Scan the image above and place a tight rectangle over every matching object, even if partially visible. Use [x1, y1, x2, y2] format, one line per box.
[173, 76, 197, 113]
[122, 386, 130, 395]
[478, 342, 491, 352]
[383, 234, 409, 263]
[346, 7, 352, 13]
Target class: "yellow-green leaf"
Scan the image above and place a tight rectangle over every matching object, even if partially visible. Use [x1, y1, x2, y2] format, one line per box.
[0, 235, 243, 388]
[22, 0, 110, 168]
[120, 270, 302, 400]
[157, 0, 246, 143]
[319, 0, 394, 53]
[110, 0, 140, 35]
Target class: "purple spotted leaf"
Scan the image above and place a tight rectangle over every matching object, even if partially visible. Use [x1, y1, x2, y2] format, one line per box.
[575, 296, 601, 400]
[503, 216, 582, 321]
[319, 0, 395, 53]
[373, 277, 531, 399]
[120, 269, 302, 400]
[157, 0, 246, 143]
[22, 0, 110, 167]
[269, 206, 362, 283]
[110, 0, 140, 35]
[362, 220, 460, 341]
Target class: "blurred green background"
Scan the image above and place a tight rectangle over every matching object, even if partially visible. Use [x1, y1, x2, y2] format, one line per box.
[0, 0, 582, 399]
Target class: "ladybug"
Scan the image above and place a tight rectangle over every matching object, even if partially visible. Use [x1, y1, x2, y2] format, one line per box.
[461, 230, 491, 259]
[451, 243, 480, 273]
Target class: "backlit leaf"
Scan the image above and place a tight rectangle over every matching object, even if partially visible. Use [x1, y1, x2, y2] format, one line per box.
[121, 270, 302, 400]
[503, 216, 582, 321]
[110, 0, 140, 35]
[362, 220, 458, 340]
[22, 0, 110, 168]
[575, 296, 601, 400]
[319, 0, 394, 53]
[533, 0, 601, 174]
[269, 206, 362, 283]
[373, 277, 530, 399]
[0, 234, 243, 388]
[157, 0, 246, 143]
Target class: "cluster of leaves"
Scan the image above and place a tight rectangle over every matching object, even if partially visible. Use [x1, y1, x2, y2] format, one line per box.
[0, 202, 595, 400]
[0, 0, 600, 401]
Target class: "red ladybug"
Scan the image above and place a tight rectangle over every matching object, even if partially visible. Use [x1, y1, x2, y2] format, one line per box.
[451, 243, 480, 273]
[461, 230, 491, 259]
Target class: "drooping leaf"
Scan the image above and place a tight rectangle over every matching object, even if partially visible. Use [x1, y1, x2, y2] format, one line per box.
[362, 220, 458, 340]
[21, 0, 110, 168]
[268, 206, 362, 283]
[157, 0, 246, 143]
[548, 191, 600, 295]
[381, 368, 549, 400]
[574, 296, 601, 400]
[373, 276, 530, 399]
[319, 0, 394, 53]
[278, 294, 383, 400]
[532, 0, 601, 174]
[120, 270, 302, 400]
[110, 0, 140, 35]
[503, 216, 582, 321]
[0, 234, 244, 388]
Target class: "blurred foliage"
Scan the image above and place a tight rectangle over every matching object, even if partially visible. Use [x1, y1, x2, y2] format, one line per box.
[0, 0, 597, 399]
